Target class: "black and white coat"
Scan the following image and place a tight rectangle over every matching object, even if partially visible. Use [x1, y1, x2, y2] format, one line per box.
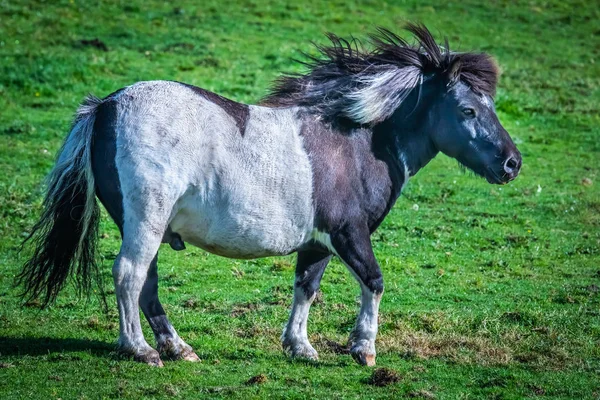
[91, 80, 412, 365]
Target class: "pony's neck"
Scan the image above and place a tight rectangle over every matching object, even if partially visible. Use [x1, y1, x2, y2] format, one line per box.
[372, 122, 438, 185]
[394, 128, 438, 177]
[373, 81, 440, 179]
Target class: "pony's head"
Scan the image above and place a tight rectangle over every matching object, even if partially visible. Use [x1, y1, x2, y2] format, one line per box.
[384, 26, 521, 184]
[264, 23, 521, 184]
[430, 80, 521, 184]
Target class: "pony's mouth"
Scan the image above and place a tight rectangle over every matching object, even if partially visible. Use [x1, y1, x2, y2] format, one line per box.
[485, 168, 511, 185]
[458, 159, 516, 185]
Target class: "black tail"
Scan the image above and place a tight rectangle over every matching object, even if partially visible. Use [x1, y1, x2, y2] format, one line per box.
[17, 95, 104, 307]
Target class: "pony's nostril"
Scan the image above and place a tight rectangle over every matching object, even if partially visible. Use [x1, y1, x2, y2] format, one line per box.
[503, 157, 520, 174]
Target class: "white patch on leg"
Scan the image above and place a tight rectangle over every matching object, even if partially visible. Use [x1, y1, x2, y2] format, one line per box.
[349, 286, 382, 366]
[353, 287, 381, 343]
[338, 257, 382, 366]
[282, 284, 318, 359]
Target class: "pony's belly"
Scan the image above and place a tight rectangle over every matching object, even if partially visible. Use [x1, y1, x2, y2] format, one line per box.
[178, 229, 279, 259]
[169, 196, 313, 259]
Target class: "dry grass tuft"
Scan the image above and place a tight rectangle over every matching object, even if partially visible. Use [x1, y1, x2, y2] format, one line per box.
[379, 330, 512, 366]
[314, 336, 350, 355]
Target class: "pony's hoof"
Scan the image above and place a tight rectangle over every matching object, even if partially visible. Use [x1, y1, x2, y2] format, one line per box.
[182, 351, 201, 362]
[283, 341, 319, 360]
[159, 339, 199, 362]
[133, 349, 164, 367]
[292, 348, 319, 361]
[351, 350, 376, 366]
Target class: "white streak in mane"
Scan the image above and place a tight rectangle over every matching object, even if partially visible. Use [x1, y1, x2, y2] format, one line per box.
[346, 66, 422, 124]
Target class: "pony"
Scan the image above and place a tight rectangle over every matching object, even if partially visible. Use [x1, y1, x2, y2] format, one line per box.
[18, 23, 521, 367]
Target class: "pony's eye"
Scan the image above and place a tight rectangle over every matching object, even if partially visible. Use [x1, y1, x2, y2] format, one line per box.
[462, 108, 476, 117]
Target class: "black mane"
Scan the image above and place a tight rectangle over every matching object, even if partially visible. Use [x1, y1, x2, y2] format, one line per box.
[262, 23, 499, 125]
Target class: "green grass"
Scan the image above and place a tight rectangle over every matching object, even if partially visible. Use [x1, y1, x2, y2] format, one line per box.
[1, 0, 599, 398]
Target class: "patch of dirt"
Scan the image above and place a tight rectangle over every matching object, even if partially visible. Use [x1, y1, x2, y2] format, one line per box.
[581, 177, 592, 186]
[586, 284, 599, 293]
[233, 325, 277, 339]
[500, 311, 537, 327]
[316, 338, 349, 354]
[408, 389, 436, 399]
[80, 38, 108, 51]
[163, 384, 179, 396]
[246, 374, 268, 385]
[182, 298, 199, 309]
[366, 368, 401, 387]
[263, 285, 290, 306]
[527, 384, 546, 396]
[313, 290, 324, 304]
[412, 364, 428, 373]
[87, 317, 100, 329]
[271, 259, 293, 272]
[195, 57, 220, 68]
[231, 302, 260, 317]
[23, 299, 42, 309]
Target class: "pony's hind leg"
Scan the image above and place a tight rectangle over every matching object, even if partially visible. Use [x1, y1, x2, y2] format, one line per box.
[140, 254, 199, 361]
[112, 185, 183, 367]
[113, 227, 164, 366]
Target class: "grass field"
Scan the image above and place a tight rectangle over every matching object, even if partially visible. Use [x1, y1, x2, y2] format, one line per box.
[1, 0, 599, 398]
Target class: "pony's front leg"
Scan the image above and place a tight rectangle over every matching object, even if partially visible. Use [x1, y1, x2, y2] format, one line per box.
[140, 255, 199, 362]
[331, 224, 383, 367]
[282, 251, 331, 360]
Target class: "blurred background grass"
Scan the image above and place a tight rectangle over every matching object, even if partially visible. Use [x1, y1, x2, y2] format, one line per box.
[0, 0, 598, 398]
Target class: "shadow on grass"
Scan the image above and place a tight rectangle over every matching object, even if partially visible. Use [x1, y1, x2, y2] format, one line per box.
[0, 336, 113, 357]
[0, 336, 358, 368]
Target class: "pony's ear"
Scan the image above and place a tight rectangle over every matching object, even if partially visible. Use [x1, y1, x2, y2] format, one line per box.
[447, 59, 461, 86]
